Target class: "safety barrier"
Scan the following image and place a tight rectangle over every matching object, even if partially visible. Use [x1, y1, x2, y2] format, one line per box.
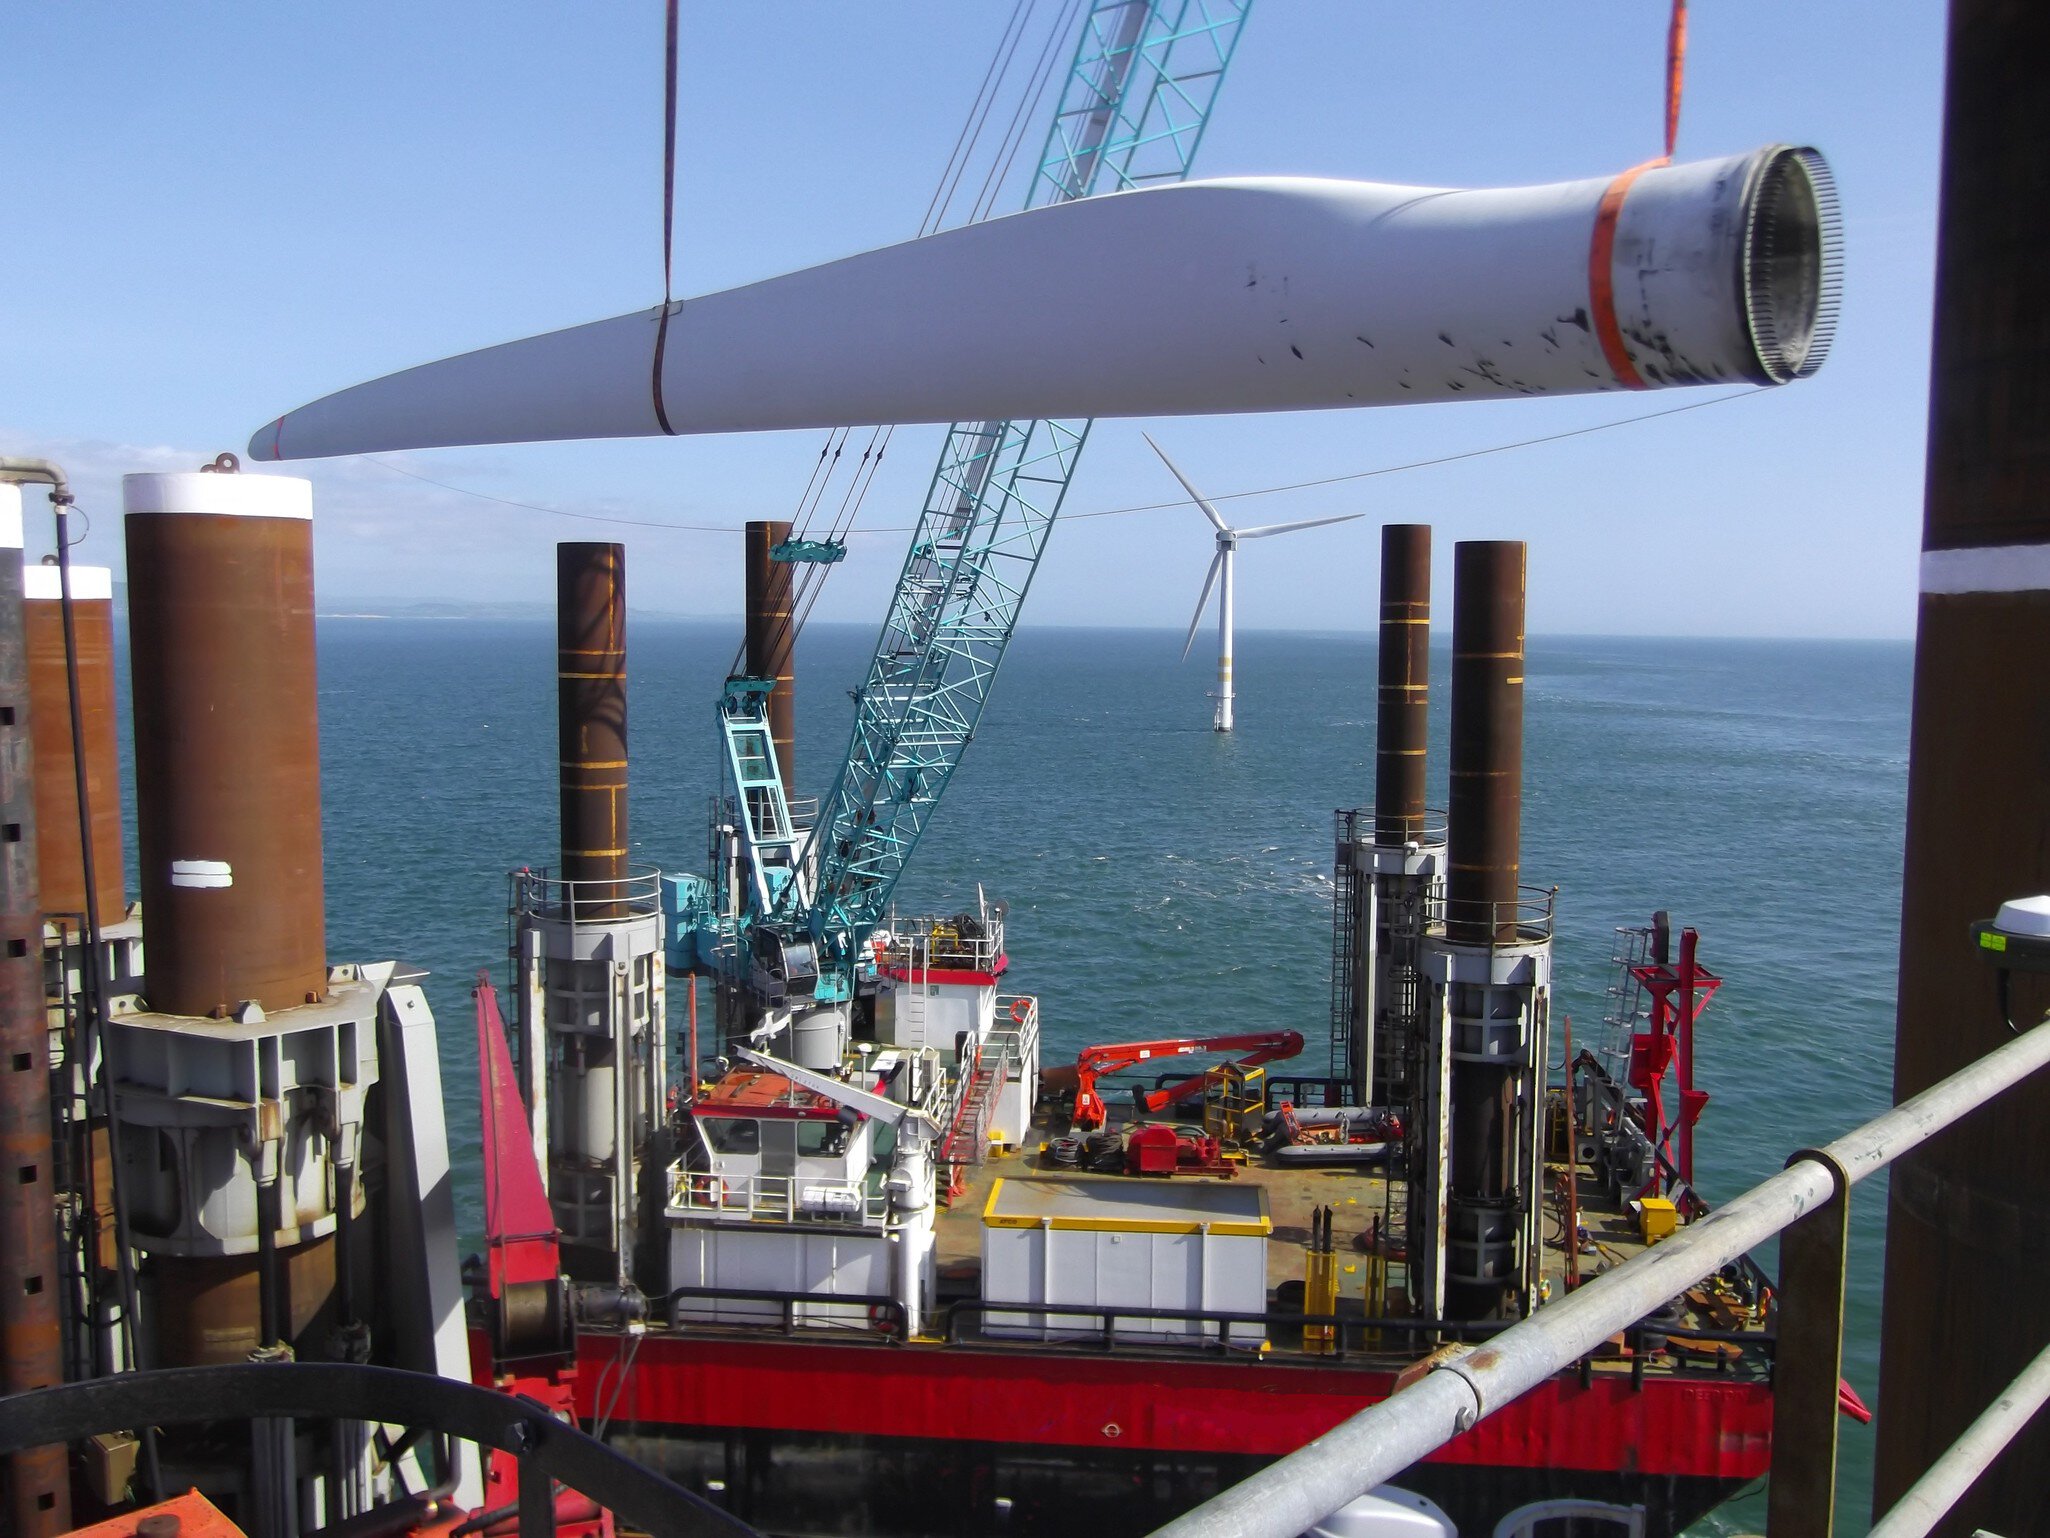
[1146, 1015, 2050, 1538]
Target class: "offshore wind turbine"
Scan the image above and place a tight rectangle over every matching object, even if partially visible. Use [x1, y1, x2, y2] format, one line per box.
[1146, 435, 1363, 733]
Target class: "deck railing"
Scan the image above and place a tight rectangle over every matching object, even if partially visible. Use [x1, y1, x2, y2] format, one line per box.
[508, 865, 664, 927]
[1147, 1014, 2050, 1538]
[938, 996, 1039, 1169]
[667, 1169, 889, 1226]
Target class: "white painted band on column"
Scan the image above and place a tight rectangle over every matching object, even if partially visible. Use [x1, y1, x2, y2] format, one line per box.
[0, 484, 22, 551]
[1920, 542, 2050, 595]
[123, 472, 313, 520]
[23, 564, 114, 601]
[170, 859, 234, 889]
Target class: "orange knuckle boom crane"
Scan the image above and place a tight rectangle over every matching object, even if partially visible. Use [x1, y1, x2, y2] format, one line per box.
[1064, 1030, 1305, 1130]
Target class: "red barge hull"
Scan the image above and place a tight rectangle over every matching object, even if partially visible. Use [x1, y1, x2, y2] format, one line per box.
[475, 1332, 1770, 1537]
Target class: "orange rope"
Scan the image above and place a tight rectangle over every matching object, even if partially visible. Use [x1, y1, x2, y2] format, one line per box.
[1664, 0, 1688, 161]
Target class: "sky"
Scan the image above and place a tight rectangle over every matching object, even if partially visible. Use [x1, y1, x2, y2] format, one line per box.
[5, 3, 1945, 639]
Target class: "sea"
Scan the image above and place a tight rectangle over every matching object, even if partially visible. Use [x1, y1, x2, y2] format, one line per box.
[126, 617, 1914, 1535]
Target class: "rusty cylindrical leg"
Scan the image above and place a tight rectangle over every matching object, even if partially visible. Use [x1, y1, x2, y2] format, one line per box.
[558, 543, 628, 918]
[1373, 524, 1431, 844]
[1442, 540, 1528, 1323]
[125, 472, 327, 1019]
[1445, 542, 1525, 947]
[1873, 3, 2050, 1533]
[0, 487, 72, 1536]
[745, 520, 797, 793]
[23, 564, 124, 928]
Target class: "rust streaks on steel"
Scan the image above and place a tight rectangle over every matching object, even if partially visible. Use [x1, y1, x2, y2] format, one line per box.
[1445, 541, 1526, 947]
[127, 505, 327, 1018]
[746, 519, 797, 792]
[0, 552, 72, 1535]
[1875, 1, 2050, 1531]
[557, 543, 630, 920]
[152, 1237, 338, 1368]
[24, 587, 123, 926]
[1373, 524, 1431, 845]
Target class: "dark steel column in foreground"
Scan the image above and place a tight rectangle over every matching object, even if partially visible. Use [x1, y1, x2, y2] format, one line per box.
[557, 543, 629, 911]
[745, 520, 796, 792]
[1445, 542, 1524, 947]
[1874, 3, 2050, 1532]
[1373, 525, 1431, 844]
[0, 529, 70, 1535]
[128, 487, 327, 1018]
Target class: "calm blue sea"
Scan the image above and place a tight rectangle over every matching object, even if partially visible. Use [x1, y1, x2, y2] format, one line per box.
[131, 618, 1913, 1534]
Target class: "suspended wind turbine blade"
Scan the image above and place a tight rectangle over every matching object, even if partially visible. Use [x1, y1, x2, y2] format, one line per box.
[1143, 434, 1231, 535]
[1233, 512, 1368, 540]
[1180, 551, 1224, 663]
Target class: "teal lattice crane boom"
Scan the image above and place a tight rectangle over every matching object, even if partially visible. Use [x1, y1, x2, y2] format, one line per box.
[782, 0, 1252, 984]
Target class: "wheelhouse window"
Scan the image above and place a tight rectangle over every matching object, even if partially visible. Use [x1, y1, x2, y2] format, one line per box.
[704, 1117, 760, 1156]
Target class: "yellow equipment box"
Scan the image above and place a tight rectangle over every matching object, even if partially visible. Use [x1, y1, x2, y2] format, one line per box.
[1638, 1196, 1679, 1244]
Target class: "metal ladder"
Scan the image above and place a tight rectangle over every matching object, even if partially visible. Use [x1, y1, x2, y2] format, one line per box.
[1600, 925, 1655, 1082]
[1380, 1167, 1410, 1318]
[717, 679, 806, 916]
[1328, 813, 1362, 1089]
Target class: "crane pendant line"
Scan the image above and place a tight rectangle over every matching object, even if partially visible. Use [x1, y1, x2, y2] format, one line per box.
[771, 0, 1254, 988]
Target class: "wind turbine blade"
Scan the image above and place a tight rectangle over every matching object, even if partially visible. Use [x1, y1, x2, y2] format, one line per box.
[1144, 434, 1231, 534]
[1180, 552, 1223, 662]
[1233, 513, 1368, 540]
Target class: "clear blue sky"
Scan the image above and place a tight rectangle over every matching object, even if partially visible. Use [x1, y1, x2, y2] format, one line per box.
[5, 3, 1943, 638]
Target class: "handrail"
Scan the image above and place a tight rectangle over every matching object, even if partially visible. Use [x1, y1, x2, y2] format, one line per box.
[667, 1284, 906, 1341]
[510, 865, 665, 924]
[1147, 1015, 2050, 1538]
[667, 1169, 888, 1226]
[1865, 1335, 2050, 1538]
[1335, 805, 1451, 848]
[943, 1299, 1767, 1368]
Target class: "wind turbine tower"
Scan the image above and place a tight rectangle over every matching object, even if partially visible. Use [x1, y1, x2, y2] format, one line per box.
[1146, 436, 1362, 732]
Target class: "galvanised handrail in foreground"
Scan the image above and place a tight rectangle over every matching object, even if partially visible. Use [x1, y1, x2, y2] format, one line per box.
[1147, 1015, 2050, 1538]
[1864, 1335, 2050, 1538]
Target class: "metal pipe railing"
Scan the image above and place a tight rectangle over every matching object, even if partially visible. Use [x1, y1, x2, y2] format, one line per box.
[1865, 1336, 2050, 1538]
[1147, 1015, 2050, 1538]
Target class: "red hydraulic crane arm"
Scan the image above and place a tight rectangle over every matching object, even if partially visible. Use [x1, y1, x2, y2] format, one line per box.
[1070, 1030, 1305, 1129]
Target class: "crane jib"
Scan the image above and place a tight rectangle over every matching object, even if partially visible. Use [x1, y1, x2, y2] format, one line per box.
[778, 1, 1255, 983]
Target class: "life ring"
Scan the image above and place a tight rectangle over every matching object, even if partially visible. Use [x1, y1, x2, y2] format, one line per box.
[1010, 998, 1032, 1024]
[688, 1173, 719, 1205]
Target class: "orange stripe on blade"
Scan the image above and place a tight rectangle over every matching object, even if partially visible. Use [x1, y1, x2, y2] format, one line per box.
[1588, 158, 1667, 391]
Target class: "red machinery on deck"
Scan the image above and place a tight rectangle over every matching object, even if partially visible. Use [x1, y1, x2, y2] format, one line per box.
[1626, 926, 1721, 1198]
[473, 979, 611, 1538]
[1055, 1030, 1305, 1130]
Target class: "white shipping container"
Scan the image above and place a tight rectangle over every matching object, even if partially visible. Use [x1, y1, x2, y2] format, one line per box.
[980, 1177, 1269, 1345]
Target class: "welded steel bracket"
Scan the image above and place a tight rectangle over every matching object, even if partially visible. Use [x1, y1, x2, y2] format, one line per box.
[1769, 1146, 1853, 1538]
[0, 1363, 762, 1538]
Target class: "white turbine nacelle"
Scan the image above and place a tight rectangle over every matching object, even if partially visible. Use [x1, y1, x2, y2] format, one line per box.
[249, 146, 1838, 461]
[1148, 436, 1362, 734]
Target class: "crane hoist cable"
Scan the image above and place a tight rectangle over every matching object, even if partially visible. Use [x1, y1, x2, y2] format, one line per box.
[928, 0, 1041, 235]
[741, 0, 1081, 679]
[964, 0, 1084, 222]
[794, 0, 1077, 567]
[726, 0, 1062, 678]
